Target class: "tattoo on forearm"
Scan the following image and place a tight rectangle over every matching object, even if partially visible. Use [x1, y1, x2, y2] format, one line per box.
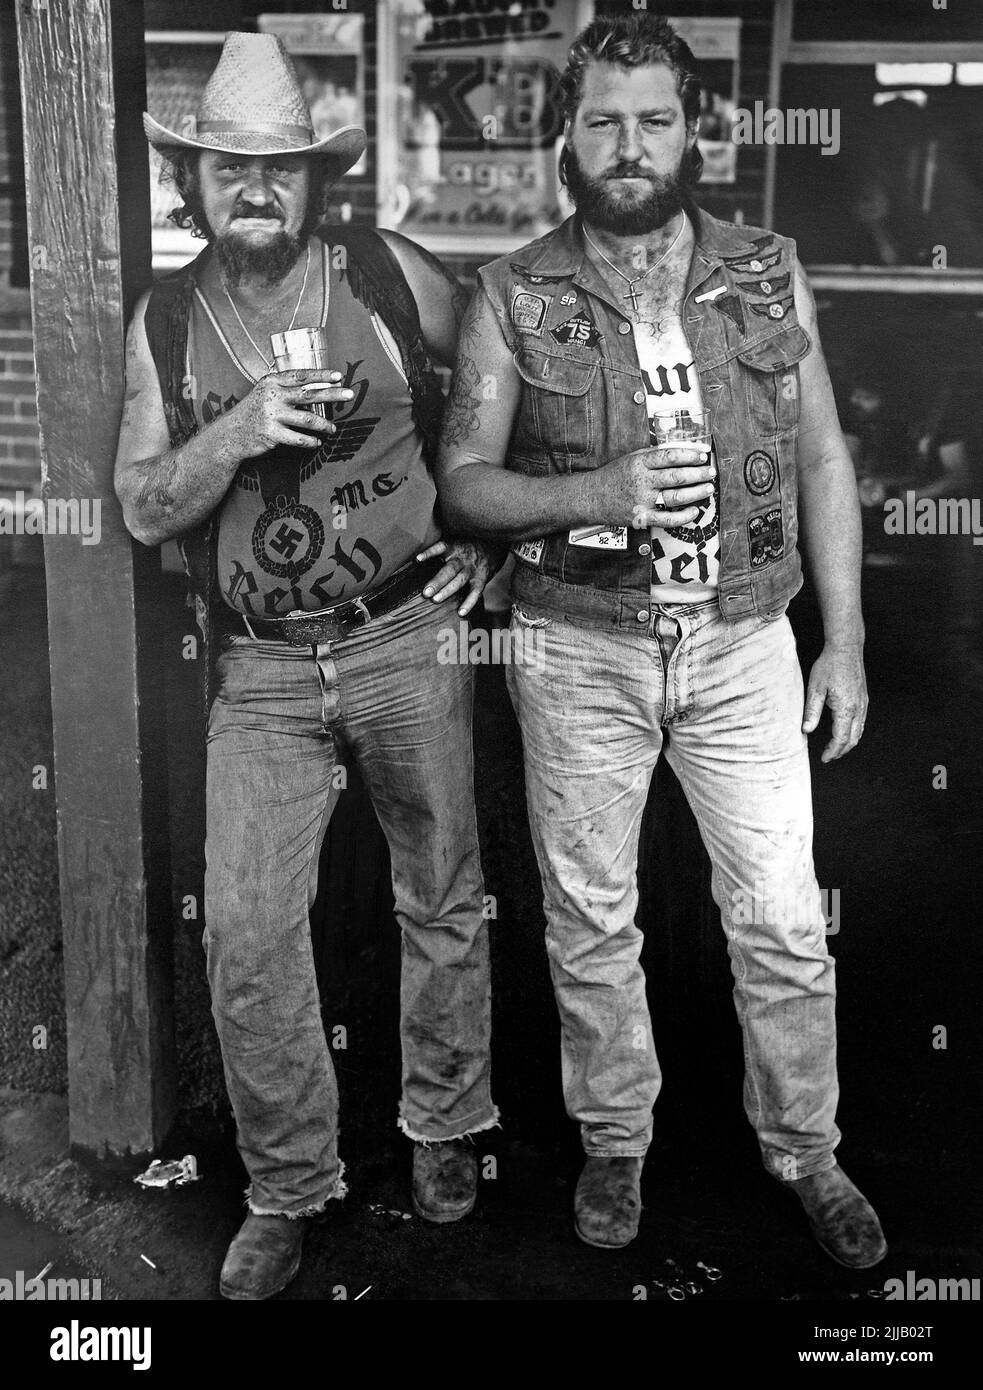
[440, 355, 482, 449]
[134, 452, 178, 511]
[458, 292, 484, 355]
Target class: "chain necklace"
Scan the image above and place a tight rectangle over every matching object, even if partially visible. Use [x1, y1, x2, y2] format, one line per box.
[222, 243, 311, 369]
[583, 215, 685, 314]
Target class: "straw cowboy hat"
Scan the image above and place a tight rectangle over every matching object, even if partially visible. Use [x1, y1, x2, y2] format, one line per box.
[143, 31, 366, 178]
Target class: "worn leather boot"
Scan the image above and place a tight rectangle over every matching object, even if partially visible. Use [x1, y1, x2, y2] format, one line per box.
[789, 1164, 887, 1269]
[574, 1156, 644, 1249]
[411, 1140, 477, 1223]
[219, 1213, 310, 1300]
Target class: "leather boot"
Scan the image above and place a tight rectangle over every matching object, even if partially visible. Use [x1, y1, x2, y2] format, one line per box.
[789, 1164, 888, 1269]
[574, 1156, 644, 1249]
[219, 1213, 310, 1300]
[411, 1140, 477, 1223]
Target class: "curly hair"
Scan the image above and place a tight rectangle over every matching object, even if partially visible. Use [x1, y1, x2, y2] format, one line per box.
[558, 12, 704, 187]
[158, 149, 339, 240]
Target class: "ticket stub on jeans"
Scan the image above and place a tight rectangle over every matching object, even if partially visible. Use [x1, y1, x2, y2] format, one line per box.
[568, 526, 628, 549]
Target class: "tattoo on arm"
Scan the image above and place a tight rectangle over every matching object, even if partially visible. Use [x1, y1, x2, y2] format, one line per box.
[133, 451, 179, 511]
[440, 355, 482, 450]
[458, 291, 484, 355]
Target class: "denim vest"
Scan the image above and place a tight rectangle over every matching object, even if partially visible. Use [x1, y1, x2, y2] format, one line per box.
[478, 205, 812, 625]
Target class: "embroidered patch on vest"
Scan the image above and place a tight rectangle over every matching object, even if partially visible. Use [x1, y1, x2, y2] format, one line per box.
[747, 506, 785, 569]
[510, 264, 569, 285]
[724, 248, 782, 276]
[747, 294, 793, 321]
[511, 290, 551, 333]
[736, 271, 791, 297]
[724, 234, 775, 260]
[711, 292, 746, 335]
[744, 450, 777, 496]
[550, 311, 601, 349]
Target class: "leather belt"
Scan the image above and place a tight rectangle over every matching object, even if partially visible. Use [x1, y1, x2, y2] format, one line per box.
[213, 554, 445, 647]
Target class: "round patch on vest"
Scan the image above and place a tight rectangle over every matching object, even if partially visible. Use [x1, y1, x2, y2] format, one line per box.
[252, 499, 325, 578]
[744, 450, 777, 496]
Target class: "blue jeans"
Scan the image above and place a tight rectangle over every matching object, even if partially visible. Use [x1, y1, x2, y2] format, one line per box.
[204, 590, 497, 1217]
[506, 598, 840, 1181]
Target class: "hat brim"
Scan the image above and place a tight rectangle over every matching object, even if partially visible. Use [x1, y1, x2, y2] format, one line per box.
[143, 114, 366, 176]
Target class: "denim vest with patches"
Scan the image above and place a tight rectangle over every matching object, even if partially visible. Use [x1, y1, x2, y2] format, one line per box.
[478, 205, 811, 625]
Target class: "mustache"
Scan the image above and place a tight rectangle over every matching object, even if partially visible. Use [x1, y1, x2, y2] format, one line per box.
[606, 162, 657, 179]
[231, 204, 284, 221]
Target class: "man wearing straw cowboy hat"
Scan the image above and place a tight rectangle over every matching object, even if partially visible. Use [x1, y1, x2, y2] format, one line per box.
[116, 31, 499, 1300]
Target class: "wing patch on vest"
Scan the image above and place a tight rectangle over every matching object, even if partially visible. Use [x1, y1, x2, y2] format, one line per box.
[550, 311, 600, 348]
[711, 292, 746, 335]
[510, 264, 569, 285]
[736, 271, 791, 297]
[723, 248, 782, 276]
[747, 295, 794, 322]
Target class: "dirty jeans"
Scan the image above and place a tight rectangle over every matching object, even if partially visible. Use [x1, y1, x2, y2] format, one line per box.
[204, 590, 496, 1217]
[506, 597, 839, 1181]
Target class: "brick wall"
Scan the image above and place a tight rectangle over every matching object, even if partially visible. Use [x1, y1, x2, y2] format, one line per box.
[0, 3, 39, 496]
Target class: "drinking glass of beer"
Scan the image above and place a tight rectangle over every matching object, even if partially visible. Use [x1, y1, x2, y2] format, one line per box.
[649, 408, 712, 462]
[271, 327, 332, 419]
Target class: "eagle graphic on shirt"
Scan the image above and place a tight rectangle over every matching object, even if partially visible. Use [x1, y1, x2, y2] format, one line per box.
[234, 360, 378, 505]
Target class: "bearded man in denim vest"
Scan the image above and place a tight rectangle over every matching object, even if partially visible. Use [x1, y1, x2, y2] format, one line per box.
[437, 12, 886, 1268]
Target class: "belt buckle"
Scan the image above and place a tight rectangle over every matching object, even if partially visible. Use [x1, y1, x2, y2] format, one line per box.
[280, 596, 370, 646]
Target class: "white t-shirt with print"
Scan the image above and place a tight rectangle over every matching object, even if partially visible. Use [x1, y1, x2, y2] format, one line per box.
[634, 318, 720, 603]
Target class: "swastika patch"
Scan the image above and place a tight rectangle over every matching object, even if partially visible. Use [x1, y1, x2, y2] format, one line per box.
[736, 272, 791, 297]
[747, 294, 794, 321]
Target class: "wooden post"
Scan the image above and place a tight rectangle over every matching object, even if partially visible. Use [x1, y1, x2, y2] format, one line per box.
[15, 0, 176, 1159]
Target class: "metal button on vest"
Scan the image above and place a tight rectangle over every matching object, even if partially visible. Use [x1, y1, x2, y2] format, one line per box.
[618, 322, 631, 335]
[633, 390, 645, 404]
[638, 543, 652, 556]
[635, 609, 649, 622]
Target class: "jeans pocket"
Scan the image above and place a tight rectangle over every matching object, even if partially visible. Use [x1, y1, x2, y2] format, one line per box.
[509, 606, 549, 673]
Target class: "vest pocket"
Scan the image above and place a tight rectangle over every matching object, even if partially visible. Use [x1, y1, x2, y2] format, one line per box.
[737, 325, 811, 435]
[513, 346, 596, 459]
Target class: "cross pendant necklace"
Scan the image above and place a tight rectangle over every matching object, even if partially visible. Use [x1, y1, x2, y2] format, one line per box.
[624, 282, 643, 314]
[584, 217, 685, 316]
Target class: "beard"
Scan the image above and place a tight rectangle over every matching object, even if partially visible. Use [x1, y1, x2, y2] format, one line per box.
[214, 214, 305, 288]
[562, 145, 693, 236]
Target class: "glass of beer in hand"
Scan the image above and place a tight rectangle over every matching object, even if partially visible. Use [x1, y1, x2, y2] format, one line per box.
[649, 408, 712, 462]
[271, 327, 332, 419]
